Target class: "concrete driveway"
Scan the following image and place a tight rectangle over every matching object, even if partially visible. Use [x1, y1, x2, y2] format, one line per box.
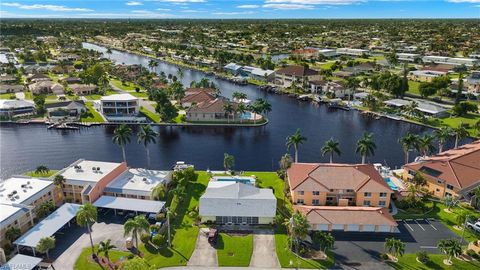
[188, 228, 217, 267]
[250, 230, 280, 268]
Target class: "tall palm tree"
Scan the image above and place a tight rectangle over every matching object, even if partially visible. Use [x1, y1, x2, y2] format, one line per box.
[137, 125, 158, 169]
[151, 183, 167, 201]
[435, 127, 453, 153]
[418, 134, 436, 157]
[124, 215, 150, 250]
[356, 132, 376, 164]
[398, 133, 419, 164]
[249, 103, 263, 124]
[453, 123, 469, 149]
[384, 238, 405, 259]
[223, 103, 234, 123]
[286, 129, 307, 163]
[112, 124, 132, 163]
[98, 239, 116, 264]
[223, 153, 235, 172]
[148, 60, 158, 71]
[36, 236, 55, 259]
[437, 239, 462, 265]
[53, 174, 66, 202]
[236, 103, 247, 123]
[76, 203, 98, 255]
[345, 77, 360, 102]
[321, 138, 341, 163]
[285, 212, 310, 257]
[279, 153, 293, 171]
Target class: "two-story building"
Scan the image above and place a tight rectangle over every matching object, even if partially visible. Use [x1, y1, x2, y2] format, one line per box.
[402, 140, 480, 199]
[96, 93, 145, 122]
[275, 65, 318, 88]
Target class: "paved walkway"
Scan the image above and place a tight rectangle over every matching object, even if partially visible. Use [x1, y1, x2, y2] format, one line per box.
[188, 228, 217, 267]
[250, 230, 280, 268]
[15, 92, 25, 99]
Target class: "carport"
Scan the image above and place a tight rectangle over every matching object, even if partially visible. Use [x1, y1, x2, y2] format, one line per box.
[92, 195, 165, 215]
[1, 254, 42, 270]
[13, 203, 81, 256]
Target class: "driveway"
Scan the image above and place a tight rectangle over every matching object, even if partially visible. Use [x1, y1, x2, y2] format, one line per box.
[188, 228, 217, 267]
[250, 230, 279, 268]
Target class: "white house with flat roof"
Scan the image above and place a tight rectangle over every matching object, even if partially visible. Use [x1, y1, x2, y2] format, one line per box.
[336, 48, 370, 56]
[0, 177, 55, 247]
[422, 55, 479, 67]
[199, 181, 276, 225]
[397, 53, 420, 62]
[318, 49, 338, 57]
[95, 93, 145, 122]
[104, 168, 172, 199]
[0, 100, 35, 118]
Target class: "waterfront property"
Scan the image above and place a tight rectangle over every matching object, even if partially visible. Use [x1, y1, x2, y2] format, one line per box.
[45, 101, 86, 122]
[181, 89, 216, 108]
[275, 65, 318, 88]
[287, 163, 393, 208]
[402, 140, 480, 199]
[0, 99, 35, 118]
[0, 84, 23, 94]
[199, 181, 276, 225]
[295, 205, 398, 232]
[384, 99, 448, 118]
[241, 66, 275, 82]
[0, 177, 57, 247]
[186, 98, 238, 122]
[94, 93, 146, 122]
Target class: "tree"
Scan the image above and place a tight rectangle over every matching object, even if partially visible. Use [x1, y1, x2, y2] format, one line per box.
[400, 63, 409, 98]
[453, 123, 469, 148]
[33, 95, 46, 115]
[312, 231, 335, 253]
[177, 68, 184, 80]
[435, 127, 453, 153]
[53, 174, 66, 202]
[321, 138, 341, 163]
[419, 82, 437, 98]
[444, 196, 458, 211]
[168, 81, 185, 102]
[5, 227, 21, 243]
[398, 133, 419, 164]
[452, 102, 477, 117]
[98, 239, 116, 264]
[345, 77, 360, 101]
[437, 239, 462, 265]
[121, 257, 152, 270]
[35, 165, 50, 175]
[411, 173, 427, 188]
[137, 125, 158, 169]
[236, 103, 247, 123]
[470, 186, 480, 208]
[223, 102, 234, 123]
[285, 212, 310, 257]
[286, 129, 307, 163]
[151, 234, 166, 247]
[124, 215, 150, 250]
[223, 153, 235, 172]
[151, 90, 178, 122]
[279, 153, 293, 171]
[36, 236, 55, 259]
[404, 101, 419, 118]
[455, 73, 463, 104]
[384, 238, 405, 259]
[456, 211, 469, 228]
[356, 132, 376, 164]
[148, 59, 158, 71]
[76, 203, 98, 256]
[151, 183, 166, 201]
[418, 134, 436, 157]
[112, 124, 132, 163]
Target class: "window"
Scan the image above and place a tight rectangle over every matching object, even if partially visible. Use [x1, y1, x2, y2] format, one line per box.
[446, 184, 453, 190]
[329, 189, 334, 192]
[298, 191, 304, 196]
[436, 188, 440, 192]
[312, 199, 320, 205]
[312, 191, 320, 196]
[346, 189, 354, 193]
[445, 192, 452, 197]
[326, 197, 334, 201]
[364, 192, 372, 197]
[379, 192, 387, 198]
[379, 201, 386, 206]
[437, 180, 442, 184]
[297, 199, 304, 204]
[363, 200, 371, 206]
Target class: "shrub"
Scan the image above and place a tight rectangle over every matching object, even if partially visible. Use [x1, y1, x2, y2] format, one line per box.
[140, 233, 150, 244]
[3, 243, 13, 255]
[151, 234, 165, 247]
[127, 254, 134, 260]
[380, 253, 389, 260]
[416, 251, 429, 264]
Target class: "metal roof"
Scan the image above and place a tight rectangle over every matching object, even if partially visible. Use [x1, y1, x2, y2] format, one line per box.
[93, 195, 165, 213]
[0, 254, 42, 270]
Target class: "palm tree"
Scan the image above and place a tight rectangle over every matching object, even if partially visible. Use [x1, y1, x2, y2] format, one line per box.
[98, 239, 116, 264]
[232, 91, 247, 101]
[124, 215, 150, 250]
[177, 68, 184, 80]
[279, 153, 293, 171]
[398, 133, 419, 164]
[236, 103, 247, 123]
[112, 124, 132, 163]
[137, 125, 158, 169]
[356, 132, 376, 164]
[256, 98, 272, 116]
[470, 186, 480, 208]
[321, 138, 341, 163]
[437, 239, 462, 265]
[384, 238, 405, 259]
[76, 203, 98, 256]
[345, 77, 360, 102]
[36, 236, 55, 259]
[148, 59, 158, 71]
[453, 123, 469, 149]
[53, 174, 66, 202]
[285, 212, 310, 257]
[223, 153, 235, 172]
[404, 101, 419, 117]
[312, 232, 335, 253]
[418, 134, 436, 157]
[35, 165, 50, 175]
[223, 103, 234, 123]
[435, 127, 453, 153]
[151, 183, 167, 201]
[286, 129, 307, 163]
[443, 196, 458, 211]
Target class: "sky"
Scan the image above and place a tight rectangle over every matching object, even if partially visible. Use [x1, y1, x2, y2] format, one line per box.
[0, 0, 479, 19]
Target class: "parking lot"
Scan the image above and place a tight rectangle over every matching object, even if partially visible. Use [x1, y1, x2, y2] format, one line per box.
[331, 218, 457, 269]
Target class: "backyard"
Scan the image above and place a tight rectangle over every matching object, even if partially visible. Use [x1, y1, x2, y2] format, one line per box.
[80, 102, 104, 122]
[216, 233, 253, 267]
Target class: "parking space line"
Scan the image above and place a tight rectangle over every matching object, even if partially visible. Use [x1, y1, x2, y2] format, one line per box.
[425, 219, 437, 231]
[403, 220, 414, 231]
[420, 246, 437, 249]
[415, 219, 425, 231]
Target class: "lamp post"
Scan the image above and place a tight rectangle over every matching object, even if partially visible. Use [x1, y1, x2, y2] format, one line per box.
[166, 207, 171, 248]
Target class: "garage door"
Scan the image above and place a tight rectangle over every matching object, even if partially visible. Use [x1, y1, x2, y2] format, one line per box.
[316, 224, 329, 231]
[347, 224, 360, 231]
[332, 224, 344, 231]
[378, 225, 391, 232]
[363, 225, 375, 232]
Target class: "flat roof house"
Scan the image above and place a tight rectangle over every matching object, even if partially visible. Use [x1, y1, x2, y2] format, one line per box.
[199, 181, 276, 225]
[402, 140, 480, 199]
[0, 99, 35, 118]
[96, 93, 145, 122]
[0, 84, 23, 94]
[409, 70, 447, 82]
[45, 101, 86, 122]
[241, 66, 275, 82]
[224, 63, 243, 75]
[384, 99, 448, 118]
[336, 48, 370, 56]
[397, 53, 420, 62]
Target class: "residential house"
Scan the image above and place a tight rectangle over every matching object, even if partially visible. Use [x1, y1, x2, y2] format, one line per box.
[181, 89, 216, 108]
[422, 55, 479, 67]
[241, 66, 275, 82]
[318, 49, 338, 58]
[0, 84, 23, 94]
[0, 75, 17, 84]
[287, 163, 393, 208]
[466, 71, 480, 94]
[199, 181, 276, 225]
[275, 65, 319, 88]
[336, 48, 370, 56]
[45, 101, 86, 122]
[409, 70, 447, 82]
[291, 48, 319, 59]
[26, 73, 50, 83]
[384, 99, 448, 118]
[60, 77, 82, 84]
[70, 84, 97, 96]
[224, 63, 243, 75]
[402, 140, 480, 199]
[95, 93, 144, 122]
[0, 99, 35, 118]
[186, 98, 236, 122]
[28, 81, 64, 95]
[397, 53, 421, 62]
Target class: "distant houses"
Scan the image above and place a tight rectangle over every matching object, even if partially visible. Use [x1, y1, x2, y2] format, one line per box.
[223, 63, 275, 82]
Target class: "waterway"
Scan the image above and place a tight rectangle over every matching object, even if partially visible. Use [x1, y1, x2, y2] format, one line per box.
[0, 43, 439, 178]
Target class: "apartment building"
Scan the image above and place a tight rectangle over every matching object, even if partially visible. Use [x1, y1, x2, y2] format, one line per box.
[336, 48, 370, 56]
[287, 163, 393, 208]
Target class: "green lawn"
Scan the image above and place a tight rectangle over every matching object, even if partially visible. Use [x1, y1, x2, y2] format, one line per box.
[137, 171, 210, 268]
[275, 227, 335, 269]
[80, 102, 104, 122]
[0, 93, 16, 99]
[128, 91, 149, 98]
[245, 171, 292, 215]
[111, 78, 143, 92]
[317, 61, 336, 70]
[24, 91, 33, 100]
[438, 113, 480, 137]
[388, 253, 480, 270]
[140, 106, 160, 123]
[83, 90, 117, 100]
[24, 170, 58, 178]
[74, 245, 130, 270]
[408, 80, 421, 95]
[216, 233, 253, 267]
[394, 201, 480, 242]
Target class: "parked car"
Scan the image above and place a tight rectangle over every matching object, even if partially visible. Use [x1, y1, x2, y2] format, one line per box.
[207, 228, 218, 245]
[466, 220, 480, 233]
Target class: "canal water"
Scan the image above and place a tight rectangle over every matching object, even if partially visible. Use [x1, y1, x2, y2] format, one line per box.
[0, 43, 437, 178]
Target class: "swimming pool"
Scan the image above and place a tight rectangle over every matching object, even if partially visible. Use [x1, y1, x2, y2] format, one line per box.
[240, 112, 252, 120]
[384, 177, 400, 191]
[213, 176, 255, 185]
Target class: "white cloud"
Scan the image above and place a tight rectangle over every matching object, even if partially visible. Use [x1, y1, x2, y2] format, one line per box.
[155, 0, 206, 2]
[263, 3, 315, 9]
[156, 8, 172, 11]
[213, 11, 255, 15]
[2, 2, 93, 12]
[264, 0, 363, 5]
[180, 9, 205, 12]
[446, 0, 480, 3]
[126, 1, 143, 6]
[237, 5, 260, 9]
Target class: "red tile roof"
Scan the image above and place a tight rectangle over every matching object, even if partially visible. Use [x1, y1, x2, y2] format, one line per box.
[276, 65, 318, 77]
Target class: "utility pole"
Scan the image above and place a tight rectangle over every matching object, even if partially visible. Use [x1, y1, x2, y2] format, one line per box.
[460, 214, 469, 244]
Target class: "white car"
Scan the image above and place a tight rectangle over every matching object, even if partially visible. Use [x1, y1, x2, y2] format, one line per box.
[466, 221, 480, 233]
